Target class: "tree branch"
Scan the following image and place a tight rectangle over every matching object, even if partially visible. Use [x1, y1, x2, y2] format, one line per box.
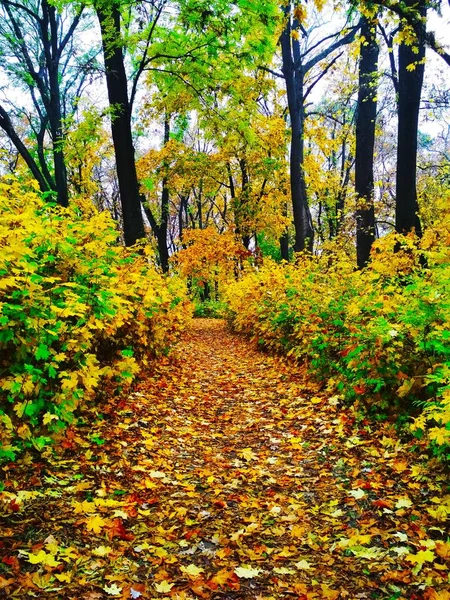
[304, 23, 361, 74]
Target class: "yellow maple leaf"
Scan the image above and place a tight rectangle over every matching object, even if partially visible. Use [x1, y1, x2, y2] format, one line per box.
[239, 447, 257, 461]
[27, 550, 47, 564]
[180, 564, 204, 577]
[27, 550, 61, 567]
[273, 566, 295, 575]
[85, 515, 106, 533]
[54, 572, 72, 583]
[92, 546, 112, 557]
[436, 541, 450, 560]
[407, 549, 435, 566]
[395, 497, 412, 509]
[73, 500, 96, 514]
[428, 427, 450, 446]
[104, 583, 122, 596]
[211, 569, 234, 586]
[295, 559, 312, 570]
[154, 581, 175, 593]
[234, 565, 261, 578]
[42, 412, 58, 426]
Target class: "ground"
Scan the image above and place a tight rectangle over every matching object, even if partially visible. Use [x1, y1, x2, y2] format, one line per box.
[1, 319, 449, 599]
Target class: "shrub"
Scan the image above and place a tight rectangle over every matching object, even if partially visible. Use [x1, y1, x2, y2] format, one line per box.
[225, 215, 450, 459]
[0, 180, 191, 461]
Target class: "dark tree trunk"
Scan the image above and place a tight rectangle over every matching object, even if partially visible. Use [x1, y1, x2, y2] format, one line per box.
[0, 105, 50, 194]
[157, 118, 170, 273]
[97, 4, 145, 247]
[42, 1, 68, 207]
[395, 0, 426, 237]
[280, 231, 289, 261]
[280, 5, 314, 253]
[355, 16, 379, 268]
[0, 0, 83, 206]
[279, 202, 289, 260]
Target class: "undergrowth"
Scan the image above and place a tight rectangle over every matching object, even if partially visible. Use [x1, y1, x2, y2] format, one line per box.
[0, 179, 191, 461]
[225, 201, 450, 460]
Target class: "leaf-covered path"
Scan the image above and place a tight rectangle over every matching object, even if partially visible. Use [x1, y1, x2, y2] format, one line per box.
[1, 320, 449, 599]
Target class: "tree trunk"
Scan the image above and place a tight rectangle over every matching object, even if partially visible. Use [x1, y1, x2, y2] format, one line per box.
[0, 105, 50, 194]
[42, 1, 69, 207]
[395, 0, 426, 237]
[279, 202, 289, 260]
[157, 118, 170, 273]
[355, 16, 379, 268]
[97, 4, 145, 247]
[280, 3, 314, 253]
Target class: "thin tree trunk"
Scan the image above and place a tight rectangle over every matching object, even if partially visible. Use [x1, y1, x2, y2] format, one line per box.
[355, 16, 379, 268]
[42, 1, 69, 207]
[395, 0, 426, 236]
[97, 4, 145, 247]
[158, 117, 170, 273]
[0, 105, 50, 194]
[280, 202, 289, 260]
[280, 3, 314, 253]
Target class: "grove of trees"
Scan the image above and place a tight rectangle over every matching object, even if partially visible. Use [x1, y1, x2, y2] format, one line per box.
[0, 0, 447, 270]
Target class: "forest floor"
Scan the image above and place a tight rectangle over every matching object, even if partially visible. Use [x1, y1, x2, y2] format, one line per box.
[1, 319, 450, 600]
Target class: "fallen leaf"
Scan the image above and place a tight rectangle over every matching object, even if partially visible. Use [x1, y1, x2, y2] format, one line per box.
[86, 514, 106, 533]
[234, 565, 261, 578]
[154, 581, 175, 593]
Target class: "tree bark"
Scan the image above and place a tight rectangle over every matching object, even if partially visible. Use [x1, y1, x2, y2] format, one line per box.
[395, 0, 426, 236]
[97, 4, 145, 247]
[42, 0, 69, 207]
[279, 206, 289, 260]
[0, 105, 50, 194]
[280, 4, 314, 253]
[157, 118, 170, 273]
[355, 16, 379, 268]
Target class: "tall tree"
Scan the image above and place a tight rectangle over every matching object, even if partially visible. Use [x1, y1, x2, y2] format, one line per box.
[0, 0, 88, 206]
[96, 1, 146, 247]
[395, 0, 426, 236]
[278, 2, 360, 253]
[355, 14, 379, 267]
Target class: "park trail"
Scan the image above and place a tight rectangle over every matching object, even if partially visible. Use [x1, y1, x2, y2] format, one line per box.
[1, 319, 449, 600]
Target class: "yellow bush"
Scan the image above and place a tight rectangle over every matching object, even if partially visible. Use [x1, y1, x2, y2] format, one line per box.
[225, 222, 450, 459]
[0, 180, 191, 460]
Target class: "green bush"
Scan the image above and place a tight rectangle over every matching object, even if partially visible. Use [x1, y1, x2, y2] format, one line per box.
[0, 180, 191, 461]
[225, 224, 450, 459]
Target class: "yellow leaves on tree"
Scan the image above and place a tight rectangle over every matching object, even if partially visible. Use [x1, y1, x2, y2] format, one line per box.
[171, 228, 249, 292]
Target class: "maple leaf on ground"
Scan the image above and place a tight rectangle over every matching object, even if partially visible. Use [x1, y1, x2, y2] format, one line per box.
[0, 576, 15, 589]
[104, 583, 122, 596]
[234, 565, 261, 578]
[154, 581, 174, 593]
[85, 515, 106, 533]
[181, 564, 204, 577]
[210, 569, 236, 587]
[239, 447, 257, 461]
[407, 549, 435, 565]
[54, 572, 72, 583]
[348, 488, 366, 500]
[92, 546, 113, 556]
[395, 497, 413, 509]
[27, 550, 61, 567]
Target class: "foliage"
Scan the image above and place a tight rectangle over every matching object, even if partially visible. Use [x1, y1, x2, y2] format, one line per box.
[225, 205, 450, 459]
[0, 180, 191, 461]
[171, 227, 250, 299]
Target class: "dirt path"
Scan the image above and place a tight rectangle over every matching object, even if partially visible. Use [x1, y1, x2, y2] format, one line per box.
[1, 319, 449, 599]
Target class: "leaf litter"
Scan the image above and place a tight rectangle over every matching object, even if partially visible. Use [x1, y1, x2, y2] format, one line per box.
[1, 319, 449, 599]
